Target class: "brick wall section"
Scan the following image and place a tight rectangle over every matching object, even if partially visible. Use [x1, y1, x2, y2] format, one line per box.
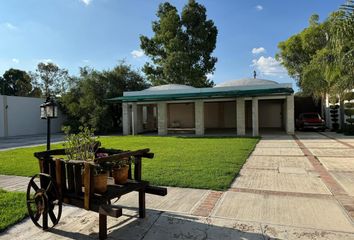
[192, 191, 223, 217]
[293, 134, 354, 222]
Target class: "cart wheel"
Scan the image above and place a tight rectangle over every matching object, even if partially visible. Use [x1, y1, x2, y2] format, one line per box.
[26, 173, 62, 229]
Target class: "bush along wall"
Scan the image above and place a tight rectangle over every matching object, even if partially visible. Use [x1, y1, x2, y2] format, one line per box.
[344, 92, 354, 135]
[329, 105, 340, 131]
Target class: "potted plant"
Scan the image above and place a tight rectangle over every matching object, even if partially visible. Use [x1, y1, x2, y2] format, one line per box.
[330, 105, 339, 131]
[63, 126, 108, 194]
[344, 92, 354, 135]
[112, 157, 131, 184]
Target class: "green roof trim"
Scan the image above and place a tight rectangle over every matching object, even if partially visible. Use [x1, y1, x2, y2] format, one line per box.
[107, 87, 293, 103]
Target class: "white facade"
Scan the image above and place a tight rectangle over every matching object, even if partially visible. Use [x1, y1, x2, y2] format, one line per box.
[0, 95, 65, 138]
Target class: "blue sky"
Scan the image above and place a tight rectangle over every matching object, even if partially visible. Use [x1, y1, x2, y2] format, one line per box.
[0, 0, 344, 89]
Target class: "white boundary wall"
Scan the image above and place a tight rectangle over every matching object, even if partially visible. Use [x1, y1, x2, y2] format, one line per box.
[0, 95, 64, 138]
[0, 96, 4, 137]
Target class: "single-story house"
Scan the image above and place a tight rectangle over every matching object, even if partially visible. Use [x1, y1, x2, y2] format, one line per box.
[109, 78, 294, 136]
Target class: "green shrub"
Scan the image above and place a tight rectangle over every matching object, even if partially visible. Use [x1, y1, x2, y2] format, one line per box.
[344, 102, 354, 109]
[344, 92, 354, 101]
[329, 105, 339, 131]
[344, 109, 354, 116]
[344, 92, 354, 135]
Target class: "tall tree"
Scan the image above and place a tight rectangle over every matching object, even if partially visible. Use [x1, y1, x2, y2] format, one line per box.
[330, 2, 354, 92]
[140, 0, 217, 87]
[0, 68, 40, 97]
[276, 8, 354, 99]
[276, 14, 328, 90]
[277, 3, 354, 130]
[60, 63, 148, 133]
[32, 62, 69, 97]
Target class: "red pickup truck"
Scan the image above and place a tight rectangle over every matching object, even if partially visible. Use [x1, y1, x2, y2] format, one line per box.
[296, 112, 326, 131]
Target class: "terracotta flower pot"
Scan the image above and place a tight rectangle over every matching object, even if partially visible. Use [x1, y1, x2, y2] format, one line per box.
[112, 165, 129, 184]
[93, 171, 108, 194]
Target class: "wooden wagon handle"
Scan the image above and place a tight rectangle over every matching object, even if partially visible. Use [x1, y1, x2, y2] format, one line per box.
[94, 149, 153, 164]
[35, 147, 153, 160]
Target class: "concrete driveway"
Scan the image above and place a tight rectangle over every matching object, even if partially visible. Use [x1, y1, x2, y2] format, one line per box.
[0, 133, 64, 150]
[216, 131, 354, 238]
[1, 131, 354, 239]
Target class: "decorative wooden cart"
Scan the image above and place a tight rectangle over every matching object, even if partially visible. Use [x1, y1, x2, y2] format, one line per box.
[26, 147, 167, 239]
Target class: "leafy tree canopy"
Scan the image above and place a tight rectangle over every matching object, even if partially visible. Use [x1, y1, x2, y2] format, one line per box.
[276, 2, 354, 100]
[60, 62, 149, 133]
[0, 68, 41, 97]
[32, 62, 69, 97]
[140, 0, 218, 87]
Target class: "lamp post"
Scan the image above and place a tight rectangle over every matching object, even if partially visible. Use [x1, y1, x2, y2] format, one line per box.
[40, 97, 58, 151]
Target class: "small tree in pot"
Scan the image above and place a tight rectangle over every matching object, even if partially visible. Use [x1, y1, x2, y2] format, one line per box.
[329, 95, 340, 131]
[330, 105, 340, 131]
[344, 92, 354, 135]
[63, 126, 108, 193]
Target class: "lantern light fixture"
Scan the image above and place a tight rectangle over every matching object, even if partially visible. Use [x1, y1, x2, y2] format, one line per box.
[40, 97, 58, 151]
[40, 98, 58, 119]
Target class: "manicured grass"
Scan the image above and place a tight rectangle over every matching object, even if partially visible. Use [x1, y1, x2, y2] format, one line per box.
[0, 136, 258, 190]
[0, 144, 62, 177]
[0, 189, 27, 232]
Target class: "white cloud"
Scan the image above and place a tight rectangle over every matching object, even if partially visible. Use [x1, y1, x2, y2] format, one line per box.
[131, 49, 145, 58]
[12, 58, 19, 64]
[255, 5, 263, 11]
[82, 59, 90, 63]
[252, 47, 266, 54]
[206, 73, 214, 80]
[251, 56, 287, 77]
[39, 59, 53, 64]
[80, 0, 92, 6]
[2, 22, 17, 30]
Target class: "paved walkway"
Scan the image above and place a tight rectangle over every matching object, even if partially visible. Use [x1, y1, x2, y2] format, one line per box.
[1, 132, 354, 239]
[0, 133, 64, 150]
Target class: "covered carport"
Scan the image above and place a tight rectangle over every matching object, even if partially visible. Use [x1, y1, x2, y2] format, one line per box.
[259, 99, 285, 131]
[167, 102, 195, 133]
[246, 97, 289, 134]
[204, 100, 236, 134]
[109, 78, 295, 136]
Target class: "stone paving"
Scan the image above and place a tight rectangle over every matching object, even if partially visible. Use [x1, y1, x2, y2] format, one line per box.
[225, 132, 354, 237]
[1, 132, 354, 239]
[0, 174, 31, 192]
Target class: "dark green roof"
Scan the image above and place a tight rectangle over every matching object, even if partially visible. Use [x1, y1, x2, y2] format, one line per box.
[107, 87, 293, 103]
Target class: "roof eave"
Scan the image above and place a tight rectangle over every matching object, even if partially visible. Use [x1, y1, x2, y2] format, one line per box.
[108, 88, 293, 103]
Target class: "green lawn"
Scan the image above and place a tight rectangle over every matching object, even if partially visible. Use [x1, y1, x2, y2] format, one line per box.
[0, 189, 27, 232]
[0, 136, 258, 190]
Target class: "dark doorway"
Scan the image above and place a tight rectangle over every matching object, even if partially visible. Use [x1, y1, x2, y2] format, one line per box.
[294, 96, 322, 119]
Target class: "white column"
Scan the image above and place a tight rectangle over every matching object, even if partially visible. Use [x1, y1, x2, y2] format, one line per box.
[252, 97, 259, 136]
[157, 102, 167, 135]
[282, 100, 287, 130]
[122, 102, 130, 135]
[236, 98, 245, 136]
[131, 103, 138, 135]
[325, 93, 330, 128]
[195, 100, 204, 136]
[286, 95, 295, 134]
